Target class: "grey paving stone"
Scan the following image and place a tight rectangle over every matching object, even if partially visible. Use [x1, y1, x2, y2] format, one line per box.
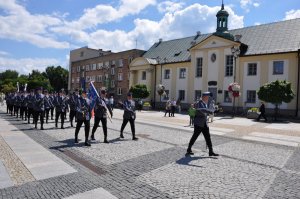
[0, 160, 13, 189]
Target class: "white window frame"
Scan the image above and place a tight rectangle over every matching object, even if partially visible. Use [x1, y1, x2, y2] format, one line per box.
[111, 68, 115, 75]
[164, 69, 170, 79]
[247, 63, 257, 76]
[117, 87, 122, 95]
[118, 73, 123, 81]
[119, 59, 124, 67]
[273, 61, 284, 75]
[179, 68, 186, 79]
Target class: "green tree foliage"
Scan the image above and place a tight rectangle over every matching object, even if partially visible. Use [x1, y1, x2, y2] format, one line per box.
[129, 84, 150, 99]
[0, 70, 18, 80]
[257, 80, 295, 120]
[44, 66, 68, 92]
[1, 82, 16, 93]
[27, 70, 52, 91]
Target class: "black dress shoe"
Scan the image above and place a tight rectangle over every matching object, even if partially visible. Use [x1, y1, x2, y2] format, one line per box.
[61, 127, 64, 129]
[132, 137, 138, 141]
[74, 139, 79, 143]
[91, 136, 96, 141]
[84, 142, 91, 146]
[120, 134, 124, 138]
[209, 152, 219, 156]
[104, 140, 109, 143]
[55, 123, 58, 128]
[185, 151, 194, 156]
[41, 127, 44, 130]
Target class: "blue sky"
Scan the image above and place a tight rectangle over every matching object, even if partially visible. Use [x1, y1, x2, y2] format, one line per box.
[0, 0, 299, 74]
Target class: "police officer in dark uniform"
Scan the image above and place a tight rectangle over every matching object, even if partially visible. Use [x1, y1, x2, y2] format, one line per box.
[68, 89, 79, 127]
[75, 90, 92, 146]
[91, 90, 113, 143]
[20, 91, 27, 120]
[54, 90, 68, 129]
[119, 92, 138, 140]
[26, 89, 35, 124]
[44, 90, 53, 124]
[186, 92, 218, 156]
[33, 87, 45, 130]
[14, 92, 22, 118]
[49, 92, 55, 120]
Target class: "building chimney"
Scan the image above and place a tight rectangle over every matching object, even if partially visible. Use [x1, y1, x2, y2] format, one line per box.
[234, 34, 242, 42]
[159, 38, 163, 42]
[196, 31, 201, 36]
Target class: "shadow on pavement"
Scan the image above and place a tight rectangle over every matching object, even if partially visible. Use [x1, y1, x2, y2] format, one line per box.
[176, 156, 217, 168]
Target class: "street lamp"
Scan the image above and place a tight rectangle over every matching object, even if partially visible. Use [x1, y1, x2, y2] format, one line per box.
[231, 46, 240, 117]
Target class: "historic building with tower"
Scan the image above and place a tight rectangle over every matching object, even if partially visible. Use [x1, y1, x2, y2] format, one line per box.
[129, 2, 300, 116]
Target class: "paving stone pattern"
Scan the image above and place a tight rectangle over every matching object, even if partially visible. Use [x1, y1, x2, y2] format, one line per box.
[0, 110, 300, 198]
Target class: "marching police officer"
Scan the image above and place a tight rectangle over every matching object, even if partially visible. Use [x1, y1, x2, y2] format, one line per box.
[68, 89, 79, 127]
[75, 90, 92, 146]
[33, 87, 45, 130]
[20, 91, 27, 121]
[14, 92, 22, 118]
[26, 89, 35, 124]
[54, 90, 68, 129]
[91, 90, 113, 143]
[49, 92, 55, 120]
[44, 90, 53, 124]
[186, 92, 218, 156]
[119, 92, 138, 140]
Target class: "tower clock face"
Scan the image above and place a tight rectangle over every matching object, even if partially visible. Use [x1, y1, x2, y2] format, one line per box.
[211, 53, 216, 62]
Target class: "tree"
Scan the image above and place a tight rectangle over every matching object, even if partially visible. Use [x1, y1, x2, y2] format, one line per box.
[27, 70, 52, 91]
[44, 66, 68, 92]
[129, 84, 150, 99]
[1, 82, 16, 94]
[0, 70, 18, 80]
[257, 80, 295, 120]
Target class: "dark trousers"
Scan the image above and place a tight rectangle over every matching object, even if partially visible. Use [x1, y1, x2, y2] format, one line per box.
[69, 110, 76, 126]
[14, 106, 19, 117]
[120, 118, 136, 138]
[27, 108, 34, 123]
[187, 125, 213, 152]
[9, 105, 13, 115]
[75, 120, 90, 143]
[20, 107, 27, 120]
[257, 112, 267, 121]
[45, 109, 50, 123]
[171, 106, 175, 116]
[55, 111, 65, 127]
[50, 108, 54, 119]
[91, 117, 108, 141]
[164, 109, 170, 117]
[189, 116, 194, 126]
[34, 111, 44, 128]
[6, 104, 9, 113]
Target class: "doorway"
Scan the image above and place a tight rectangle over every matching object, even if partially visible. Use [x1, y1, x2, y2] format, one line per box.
[208, 87, 217, 102]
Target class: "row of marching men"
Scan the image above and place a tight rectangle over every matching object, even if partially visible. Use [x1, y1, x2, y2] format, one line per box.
[5, 87, 74, 130]
[5, 87, 138, 147]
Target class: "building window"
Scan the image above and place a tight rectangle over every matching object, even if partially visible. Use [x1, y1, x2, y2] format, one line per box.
[142, 71, 146, 80]
[80, 51, 84, 57]
[76, 77, 80, 83]
[118, 73, 123, 81]
[179, 68, 186, 79]
[111, 80, 115, 88]
[86, 65, 90, 71]
[77, 66, 81, 72]
[98, 62, 103, 69]
[111, 68, 115, 75]
[225, 55, 233, 76]
[92, 64, 96, 70]
[224, 90, 232, 103]
[194, 90, 201, 101]
[105, 61, 110, 68]
[247, 63, 257, 76]
[164, 69, 170, 79]
[273, 61, 284, 75]
[117, 88, 122, 95]
[71, 78, 74, 83]
[247, 90, 256, 103]
[178, 90, 185, 101]
[119, 59, 123, 67]
[163, 90, 169, 100]
[129, 57, 134, 63]
[111, 60, 116, 66]
[196, 58, 203, 77]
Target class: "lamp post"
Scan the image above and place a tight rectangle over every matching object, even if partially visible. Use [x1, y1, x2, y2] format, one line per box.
[231, 46, 240, 117]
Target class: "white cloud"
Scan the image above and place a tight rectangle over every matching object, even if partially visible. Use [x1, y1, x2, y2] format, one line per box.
[254, 22, 261, 26]
[0, 51, 10, 56]
[284, 9, 300, 20]
[240, 0, 260, 12]
[66, 0, 156, 30]
[0, 57, 61, 74]
[157, 1, 184, 13]
[0, 0, 69, 48]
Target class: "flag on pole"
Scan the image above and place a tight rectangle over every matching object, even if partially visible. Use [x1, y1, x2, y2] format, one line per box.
[88, 81, 112, 123]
